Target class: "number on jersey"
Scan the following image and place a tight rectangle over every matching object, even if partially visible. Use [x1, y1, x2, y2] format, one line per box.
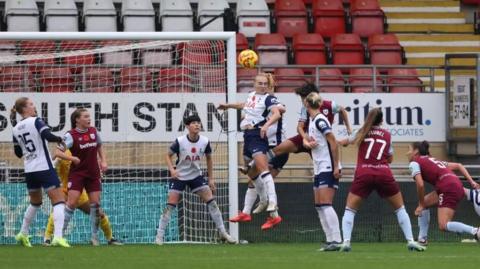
[17, 132, 36, 153]
[364, 138, 387, 160]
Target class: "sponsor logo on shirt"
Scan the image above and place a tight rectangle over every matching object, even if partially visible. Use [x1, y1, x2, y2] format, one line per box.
[79, 142, 97, 149]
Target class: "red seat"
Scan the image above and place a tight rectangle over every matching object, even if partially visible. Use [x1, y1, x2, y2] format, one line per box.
[318, 68, 344, 92]
[368, 34, 403, 67]
[293, 33, 326, 74]
[331, 34, 364, 69]
[38, 67, 74, 92]
[20, 41, 57, 70]
[237, 68, 257, 93]
[349, 68, 382, 93]
[312, 0, 346, 38]
[197, 67, 226, 93]
[0, 66, 32, 92]
[274, 0, 308, 38]
[274, 68, 306, 93]
[120, 67, 153, 92]
[100, 40, 133, 65]
[387, 68, 423, 93]
[158, 68, 192, 92]
[60, 41, 96, 72]
[82, 67, 115, 92]
[350, 0, 385, 38]
[236, 33, 249, 54]
[181, 40, 225, 65]
[254, 33, 288, 69]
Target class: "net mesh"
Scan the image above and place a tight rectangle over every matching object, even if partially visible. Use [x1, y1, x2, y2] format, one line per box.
[0, 38, 231, 244]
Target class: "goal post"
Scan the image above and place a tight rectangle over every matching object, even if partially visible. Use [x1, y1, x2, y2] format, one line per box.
[0, 31, 238, 244]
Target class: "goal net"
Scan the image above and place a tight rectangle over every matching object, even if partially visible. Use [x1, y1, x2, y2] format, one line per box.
[0, 32, 238, 244]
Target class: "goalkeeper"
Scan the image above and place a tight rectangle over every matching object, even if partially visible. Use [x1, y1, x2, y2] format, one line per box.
[43, 149, 123, 246]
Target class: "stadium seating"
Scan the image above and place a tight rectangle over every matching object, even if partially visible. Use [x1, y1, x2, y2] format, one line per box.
[44, 0, 78, 32]
[141, 42, 173, 66]
[331, 34, 365, 67]
[368, 34, 404, 67]
[197, 0, 229, 32]
[254, 33, 288, 68]
[237, 68, 257, 92]
[197, 67, 226, 92]
[100, 40, 133, 65]
[81, 67, 115, 92]
[274, 0, 308, 38]
[274, 68, 306, 92]
[349, 68, 382, 93]
[0, 66, 31, 92]
[312, 0, 346, 38]
[19, 40, 57, 69]
[350, 0, 385, 38]
[158, 68, 192, 92]
[83, 0, 117, 32]
[0, 41, 17, 59]
[181, 40, 225, 65]
[121, 0, 155, 32]
[237, 0, 271, 37]
[293, 33, 327, 73]
[38, 67, 75, 92]
[60, 41, 96, 72]
[159, 0, 194, 32]
[387, 68, 423, 93]
[5, 0, 40, 31]
[318, 68, 345, 92]
[120, 67, 153, 92]
[236, 33, 249, 55]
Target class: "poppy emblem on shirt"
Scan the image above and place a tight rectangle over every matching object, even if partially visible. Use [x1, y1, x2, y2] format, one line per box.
[191, 147, 197, 153]
[83, 134, 90, 141]
[322, 109, 329, 115]
[252, 96, 256, 102]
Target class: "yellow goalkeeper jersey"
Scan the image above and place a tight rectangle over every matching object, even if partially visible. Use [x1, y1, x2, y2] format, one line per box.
[55, 149, 72, 194]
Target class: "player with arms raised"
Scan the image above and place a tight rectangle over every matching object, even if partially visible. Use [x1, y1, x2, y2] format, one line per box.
[155, 115, 236, 244]
[338, 108, 425, 252]
[407, 140, 480, 244]
[59, 108, 108, 245]
[11, 97, 70, 247]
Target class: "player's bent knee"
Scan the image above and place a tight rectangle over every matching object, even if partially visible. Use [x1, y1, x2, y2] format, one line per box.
[438, 222, 448, 231]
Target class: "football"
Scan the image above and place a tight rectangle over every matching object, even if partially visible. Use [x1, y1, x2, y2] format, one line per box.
[238, 49, 258, 68]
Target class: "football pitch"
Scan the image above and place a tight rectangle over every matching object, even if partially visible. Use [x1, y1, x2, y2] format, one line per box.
[0, 243, 479, 269]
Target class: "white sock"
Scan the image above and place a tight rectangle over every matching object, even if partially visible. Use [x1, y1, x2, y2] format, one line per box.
[90, 203, 100, 239]
[52, 202, 65, 238]
[395, 206, 414, 242]
[243, 187, 257, 214]
[207, 199, 226, 234]
[63, 205, 74, 234]
[260, 171, 277, 206]
[445, 221, 478, 235]
[342, 207, 356, 243]
[323, 206, 342, 243]
[252, 175, 267, 203]
[316, 205, 331, 242]
[20, 203, 40, 235]
[417, 209, 430, 241]
[157, 203, 175, 239]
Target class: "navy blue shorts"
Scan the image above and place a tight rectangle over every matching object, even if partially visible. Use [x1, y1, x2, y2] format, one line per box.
[269, 153, 289, 170]
[25, 169, 61, 192]
[313, 171, 339, 189]
[243, 129, 269, 160]
[169, 176, 209, 193]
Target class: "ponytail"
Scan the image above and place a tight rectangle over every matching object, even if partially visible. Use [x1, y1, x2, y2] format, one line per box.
[10, 97, 29, 127]
[354, 108, 383, 146]
[304, 92, 323, 110]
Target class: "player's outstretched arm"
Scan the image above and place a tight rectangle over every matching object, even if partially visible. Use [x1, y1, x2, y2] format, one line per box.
[448, 162, 479, 189]
[217, 102, 245, 110]
[338, 106, 352, 136]
[54, 148, 80, 165]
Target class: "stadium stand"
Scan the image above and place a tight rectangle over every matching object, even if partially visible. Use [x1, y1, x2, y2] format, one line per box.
[0, 66, 31, 92]
[121, 0, 155, 32]
[83, 0, 117, 32]
[237, 0, 271, 37]
[331, 33, 365, 68]
[197, 0, 230, 32]
[293, 33, 327, 73]
[274, 0, 308, 38]
[368, 34, 404, 67]
[317, 68, 344, 92]
[159, 0, 194, 32]
[4, 0, 39, 31]
[274, 67, 306, 92]
[82, 67, 115, 92]
[387, 68, 423, 93]
[254, 33, 288, 68]
[350, 0, 385, 38]
[38, 67, 75, 92]
[348, 67, 382, 93]
[312, 0, 346, 38]
[44, 0, 78, 32]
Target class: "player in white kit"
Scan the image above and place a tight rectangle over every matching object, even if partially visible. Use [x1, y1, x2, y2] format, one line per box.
[10, 97, 70, 247]
[155, 115, 237, 244]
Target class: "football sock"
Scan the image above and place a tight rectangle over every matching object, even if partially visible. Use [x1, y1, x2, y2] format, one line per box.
[316, 204, 331, 242]
[252, 174, 267, 203]
[44, 212, 54, 240]
[63, 205, 74, 234]
[445, 221, 477, 235]
[342, 207, 356, 243]
[260, 171, 277, 207]
[20, 203, 40, 235]
[157, 203, 175, 239]
[417, 209, 430, 240]
[52, 202, 65, 238]
[90, 203, 100, 239]
[242, 186, 257, 214]
[207, 199, 226, 234]
[395, 206, 414, 242]
[323, 205, 342, 243]
[100, 214, 113, 241]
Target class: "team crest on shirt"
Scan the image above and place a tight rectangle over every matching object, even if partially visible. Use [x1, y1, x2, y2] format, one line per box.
[322, 109, 329, 115]
[90, 133, 95, 140]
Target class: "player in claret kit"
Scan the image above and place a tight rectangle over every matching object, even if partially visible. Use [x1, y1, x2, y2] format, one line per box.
[407, 140, 480, 245]
[338, 108, 425, 252]
[11, 97, 70, 247]
[155, 115, 237, 244]
[219, 72, 284, 230]
[57, 108, 108, 246]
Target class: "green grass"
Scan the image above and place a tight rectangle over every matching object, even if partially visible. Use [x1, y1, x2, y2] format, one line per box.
[0, 243, 479, 269]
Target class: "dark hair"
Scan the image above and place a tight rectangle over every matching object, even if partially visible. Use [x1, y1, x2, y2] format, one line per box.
[184, 114, 201, 126]
[304, 92, 322, 110]
[354, 108, 383, 146]
[295, 82, 319, 98]
[70, 108, 88, 129]
[412, 140, 430, 156]
[10, 97, 29, 127]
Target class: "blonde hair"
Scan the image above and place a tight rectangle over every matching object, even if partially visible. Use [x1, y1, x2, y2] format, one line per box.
[256, 72, 276, 93]
[353, 108, 383, 146]
[10, 97, 29, 127]
[304, 92, 323, 109]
